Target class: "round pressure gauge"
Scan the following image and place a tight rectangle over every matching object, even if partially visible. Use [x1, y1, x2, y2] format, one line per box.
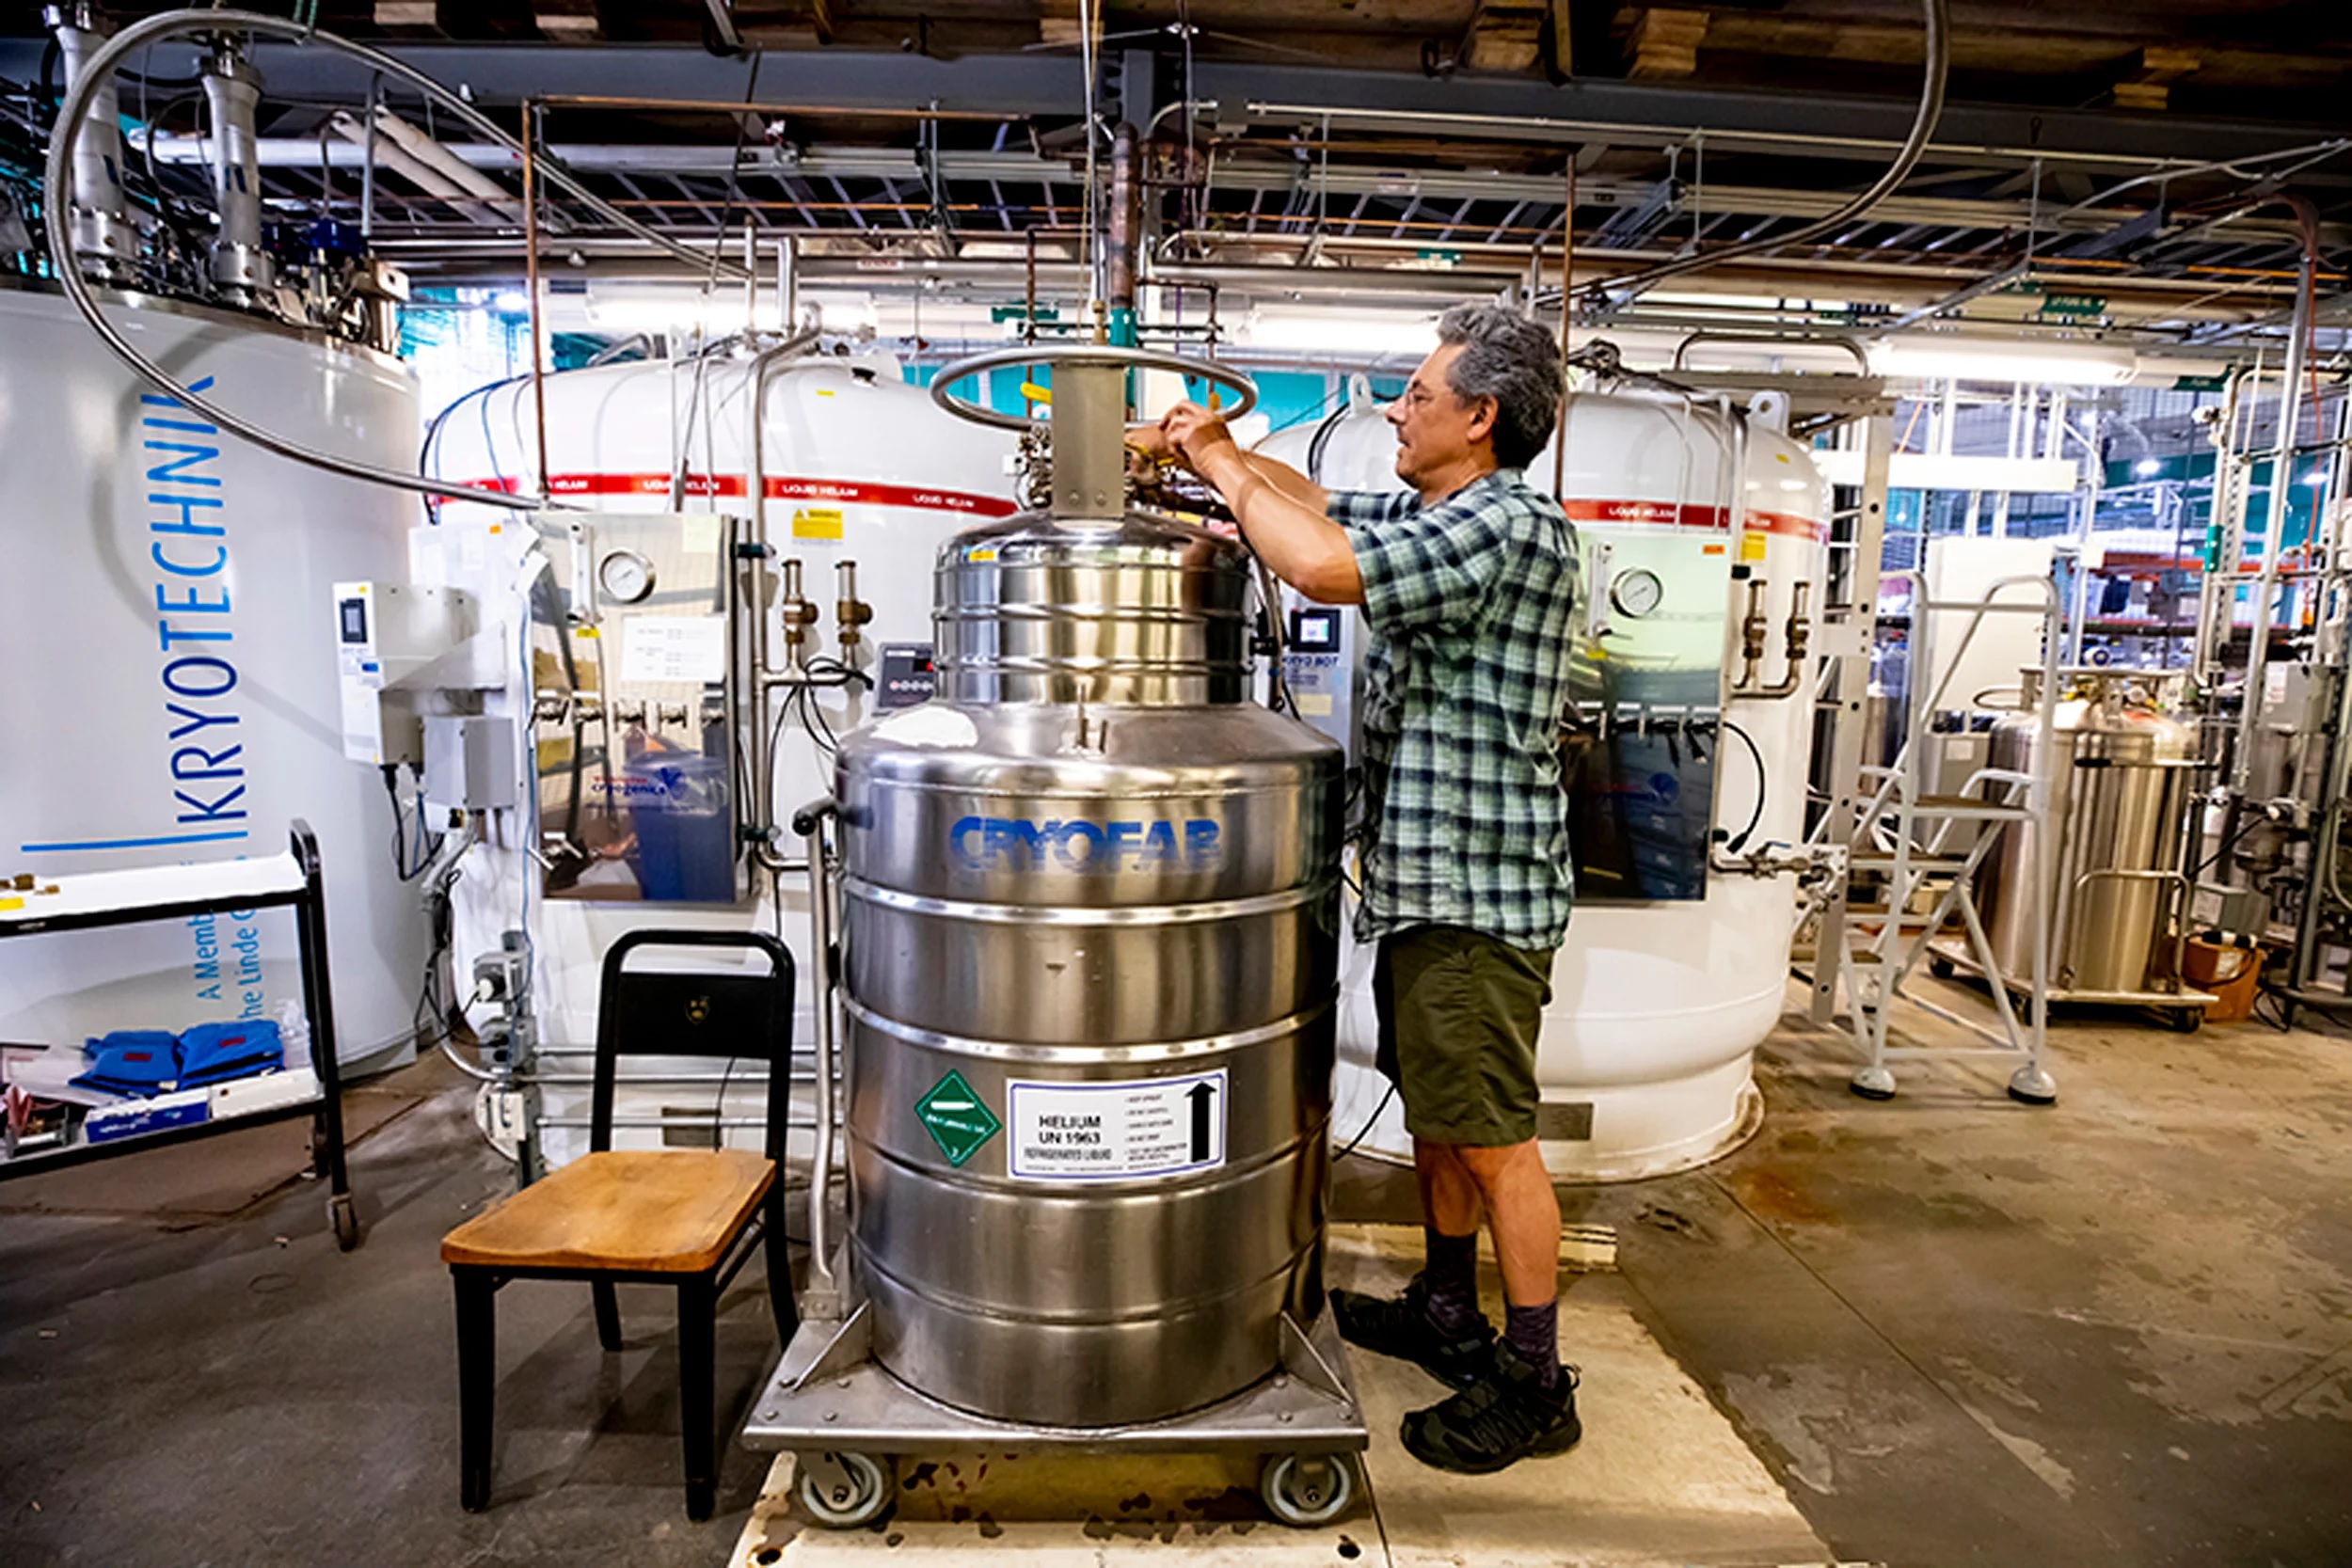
[1610, 567, 1665, 618]
[597, 549, 656, 605]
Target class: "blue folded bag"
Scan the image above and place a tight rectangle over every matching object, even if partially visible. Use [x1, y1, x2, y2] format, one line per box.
[177, 1019, 283, 1088]
[72, 1029, 183, 1099]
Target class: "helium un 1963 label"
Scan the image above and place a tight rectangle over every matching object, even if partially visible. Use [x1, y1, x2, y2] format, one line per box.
[948, 816, 1221, 873]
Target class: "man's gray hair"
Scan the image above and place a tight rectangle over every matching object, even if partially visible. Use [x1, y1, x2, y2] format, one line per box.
[1435, 303, 1563, 469]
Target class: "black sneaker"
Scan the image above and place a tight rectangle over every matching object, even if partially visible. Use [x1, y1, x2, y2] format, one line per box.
[1328, 1274, 1496, 1388]
[1400, 1342, 1582, 1474]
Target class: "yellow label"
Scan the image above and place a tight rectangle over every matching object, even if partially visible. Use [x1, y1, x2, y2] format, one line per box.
[1740, 531, 1768, 562]
[792, 507, 846, 541]
[966, 546, 999, 562]
[1295, 693, 1334, 718]
[815, 388, 836, 398]
[1702, 543, 1726, 557]
[0, 896, 22, 913]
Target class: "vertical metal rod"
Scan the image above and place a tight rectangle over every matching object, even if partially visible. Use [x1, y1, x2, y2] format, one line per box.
[799, 806, 841, 1309]
[2235, 249, 2316, 797]
[522, 100, 550, 498]
[359, 74, 379, 241]
[1552, 152, 1575, 499]
[743, 217, 757, 326]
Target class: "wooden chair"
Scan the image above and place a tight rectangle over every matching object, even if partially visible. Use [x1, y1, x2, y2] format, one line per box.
[441, 929, 797, 1520]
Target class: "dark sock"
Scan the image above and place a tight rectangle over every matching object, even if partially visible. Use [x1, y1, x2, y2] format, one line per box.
[1504, 1300, 1562, 1391]
[1422, 1227, 1482, 1334]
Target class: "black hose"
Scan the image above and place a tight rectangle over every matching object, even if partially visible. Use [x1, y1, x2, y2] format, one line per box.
[1575, 0, 1948, 303]
[1722, 719, 1769, 853]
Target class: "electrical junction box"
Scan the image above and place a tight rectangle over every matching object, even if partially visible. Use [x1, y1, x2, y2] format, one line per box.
[878, 642, 937, 709]
[423, 716, 518, 813]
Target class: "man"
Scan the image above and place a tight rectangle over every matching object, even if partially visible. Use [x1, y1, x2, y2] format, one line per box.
[1150, 304, 1581, 1474]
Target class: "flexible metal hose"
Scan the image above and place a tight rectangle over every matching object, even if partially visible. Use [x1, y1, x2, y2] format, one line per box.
[1576, 0, 1948, 303]
[42, 8, 749, 509]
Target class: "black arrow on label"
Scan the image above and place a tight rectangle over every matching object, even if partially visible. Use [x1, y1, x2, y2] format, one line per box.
[1187, 1082, 1216, 1162]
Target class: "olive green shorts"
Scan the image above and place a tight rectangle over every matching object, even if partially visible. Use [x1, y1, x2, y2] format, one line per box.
[1373, 924, 1557, 1148]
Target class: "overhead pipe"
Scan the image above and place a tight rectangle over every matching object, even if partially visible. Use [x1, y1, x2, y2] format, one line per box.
[1105, 120, 1142, 347]
[330, 112, 502, 223]
[365, 103, 532, 226]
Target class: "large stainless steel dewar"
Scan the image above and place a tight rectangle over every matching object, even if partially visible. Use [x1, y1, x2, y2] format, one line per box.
[749, 345, 1363, 1531]
[1978, 669, 2201, 996]
[837, 483, 1344, 1427]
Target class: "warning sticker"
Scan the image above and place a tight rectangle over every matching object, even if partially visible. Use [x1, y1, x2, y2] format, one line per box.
[791, 506, 845, 541]
[1008, 1069, 1227, 1181]
[914, 1069, 1002, 1167]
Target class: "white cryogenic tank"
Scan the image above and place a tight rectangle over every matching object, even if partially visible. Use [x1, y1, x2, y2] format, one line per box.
[1261, 378, 1829, 1180]
[423, 348, 1015, 1159]
[0, 281, 427, 1064]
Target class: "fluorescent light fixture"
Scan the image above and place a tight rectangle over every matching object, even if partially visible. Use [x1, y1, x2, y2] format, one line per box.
[1241, 309, 1438, 356]
[492, 290, 530, 314]
[1870, 334, 2137, 387]
[2307, 472, 2333, 487]
[582, 280, 783, 334]
[2136, 458, 2165, 477]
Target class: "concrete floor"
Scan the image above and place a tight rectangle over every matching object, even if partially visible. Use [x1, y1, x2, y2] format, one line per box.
[6, 985, 2352, 1565]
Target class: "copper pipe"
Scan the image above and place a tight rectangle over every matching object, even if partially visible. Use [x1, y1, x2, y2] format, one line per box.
[523, 101, 550, 499]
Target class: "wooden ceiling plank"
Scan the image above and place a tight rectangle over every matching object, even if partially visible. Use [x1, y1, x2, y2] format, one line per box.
[1625, 7, 1708, 79]
[533, 0, 604, 43]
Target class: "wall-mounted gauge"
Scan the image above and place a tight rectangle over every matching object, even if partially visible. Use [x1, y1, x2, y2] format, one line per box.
[597, 548, 656, 605]
[1609, 566, 1665, 618]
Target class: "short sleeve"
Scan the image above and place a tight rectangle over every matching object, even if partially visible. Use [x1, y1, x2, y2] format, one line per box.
[1351, 487, 1511, 637]
[1325, 489, 1416, 532]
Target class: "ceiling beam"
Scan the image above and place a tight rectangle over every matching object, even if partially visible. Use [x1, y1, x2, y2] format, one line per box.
[40, 40, 2350, 176]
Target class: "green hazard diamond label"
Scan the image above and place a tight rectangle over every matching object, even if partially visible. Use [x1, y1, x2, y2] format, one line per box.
[914, 1069, 1001, 1167]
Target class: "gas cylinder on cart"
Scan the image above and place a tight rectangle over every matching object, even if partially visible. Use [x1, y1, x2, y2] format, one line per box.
[421, 345, 1017, 1163]
[0, 280, 426, 1067]
[1258, 381, 1830, 1180]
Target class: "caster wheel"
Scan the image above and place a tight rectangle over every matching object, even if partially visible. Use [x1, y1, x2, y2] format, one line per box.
[1259, 1451, 1357, 1528]
[2168, 1007, 2204, 1035]
[797, 1450, 894, 1529]
[330, 1195, 359, 1251]
[1929, 956, 1956, 981]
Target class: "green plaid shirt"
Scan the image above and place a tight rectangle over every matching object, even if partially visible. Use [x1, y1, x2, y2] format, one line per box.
[1331, 469, 1580, 951]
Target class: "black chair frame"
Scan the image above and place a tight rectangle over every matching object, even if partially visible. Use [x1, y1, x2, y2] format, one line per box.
[452, 928, 799, 1520]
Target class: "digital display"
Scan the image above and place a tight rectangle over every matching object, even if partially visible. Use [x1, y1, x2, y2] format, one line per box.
[1294, 610, 1338, 648]
[339, 597, 367, 644]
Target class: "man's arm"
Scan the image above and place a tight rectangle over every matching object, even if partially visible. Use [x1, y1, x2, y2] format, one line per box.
[1129, 421, 1330, 512]
[1160, 403, 1364, 605]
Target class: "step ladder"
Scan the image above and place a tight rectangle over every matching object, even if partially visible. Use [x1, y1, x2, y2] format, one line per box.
[1806, 567, 2064, 1104]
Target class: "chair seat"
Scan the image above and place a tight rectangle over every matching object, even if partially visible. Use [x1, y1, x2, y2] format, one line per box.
[441, 1149, 775, 1275]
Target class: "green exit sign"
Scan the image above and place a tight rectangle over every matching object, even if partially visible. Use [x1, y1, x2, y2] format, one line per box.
[2038, 293, 2107, 319]
[991, 304, 1060, 324]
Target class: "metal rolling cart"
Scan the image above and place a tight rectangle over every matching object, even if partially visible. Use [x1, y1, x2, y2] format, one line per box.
[739, 804, 1369, 1531]
[0, 821, 359, 1249]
